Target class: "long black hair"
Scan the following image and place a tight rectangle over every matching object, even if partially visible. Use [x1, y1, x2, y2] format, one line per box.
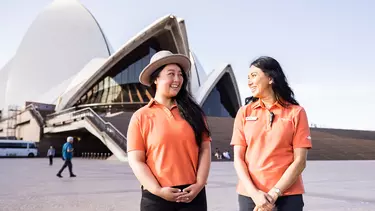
[249, 56, 299, 107]
[149, 64, 210, 147]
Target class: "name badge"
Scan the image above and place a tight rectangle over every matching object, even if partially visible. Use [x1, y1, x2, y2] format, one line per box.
[245, 116, 258, 121]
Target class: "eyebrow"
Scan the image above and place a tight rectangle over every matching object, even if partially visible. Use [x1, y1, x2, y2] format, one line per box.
[167, 69, 182, 73]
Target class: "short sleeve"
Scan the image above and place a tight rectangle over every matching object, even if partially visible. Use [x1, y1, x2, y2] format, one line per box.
[292, 107, 312, 149]
[126, 114, 146, 152]
[230, 107, 247, 146]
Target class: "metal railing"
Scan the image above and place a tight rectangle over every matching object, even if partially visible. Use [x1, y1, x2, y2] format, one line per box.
[46, 107, 76, 120]
[47, 107, 127, 151]
[46, 102, 146, 120]
[27, 104, 45, 126]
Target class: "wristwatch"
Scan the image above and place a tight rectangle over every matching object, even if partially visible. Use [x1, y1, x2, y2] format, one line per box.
[272, 187, 282, 196]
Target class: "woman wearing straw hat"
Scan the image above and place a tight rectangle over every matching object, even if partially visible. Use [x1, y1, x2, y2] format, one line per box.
[127, 50, 212, 211]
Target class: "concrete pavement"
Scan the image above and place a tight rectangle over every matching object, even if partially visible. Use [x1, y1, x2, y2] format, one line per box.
[0, 159, 374, 211]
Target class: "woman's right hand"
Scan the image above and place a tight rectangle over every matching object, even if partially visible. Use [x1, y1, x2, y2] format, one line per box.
[251, 190, 274, 210]
[156, 187, 187, 202]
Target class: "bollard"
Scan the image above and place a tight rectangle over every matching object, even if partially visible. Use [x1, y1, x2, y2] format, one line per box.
[91, 152, 94, 159]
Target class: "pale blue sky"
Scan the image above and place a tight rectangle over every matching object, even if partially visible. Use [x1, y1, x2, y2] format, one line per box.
[1, 0, 375, 130]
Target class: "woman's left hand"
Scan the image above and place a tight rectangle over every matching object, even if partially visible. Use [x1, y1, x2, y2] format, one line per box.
[253, 189, 279, 210]
[176, 183, 204, 203]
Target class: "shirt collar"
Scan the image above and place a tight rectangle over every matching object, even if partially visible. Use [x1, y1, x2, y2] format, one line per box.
[147, 98, 177, 109]
[147, 98, 156, 107]
[251, 99, 283, 109]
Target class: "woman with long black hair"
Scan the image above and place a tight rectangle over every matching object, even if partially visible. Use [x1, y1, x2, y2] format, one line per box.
[127, 50, 211, 211]
[231, 56, 312, 211]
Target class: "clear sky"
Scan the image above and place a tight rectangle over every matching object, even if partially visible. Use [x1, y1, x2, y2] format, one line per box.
[1, 0, 375, 130]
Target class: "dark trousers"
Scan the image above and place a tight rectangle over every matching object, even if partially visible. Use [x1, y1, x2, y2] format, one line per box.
[238, 194, 304, 211]
[141, 184, 207, 211]
[57, 159, 74, 176]
[49, 156, 53, 165]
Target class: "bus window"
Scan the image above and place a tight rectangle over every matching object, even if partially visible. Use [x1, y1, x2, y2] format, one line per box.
[4, 143, 27, 148]
[28, 143, 37, 149]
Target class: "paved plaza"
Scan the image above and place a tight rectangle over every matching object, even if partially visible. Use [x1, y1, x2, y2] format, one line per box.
[0, 159, 374, 211]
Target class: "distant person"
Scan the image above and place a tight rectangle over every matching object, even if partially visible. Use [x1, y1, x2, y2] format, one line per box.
[231, 56, 312, 211]
[47, 146, 55, 165]
[57, 136, 76, 178]
[127, 50, 212, 211]
[222, 150, 231, 160]
[214, 148, 222, 160]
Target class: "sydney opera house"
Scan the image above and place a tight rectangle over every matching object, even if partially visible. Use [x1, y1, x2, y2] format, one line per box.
[0, 0, 241, 160]
[2, 0, 375, 161]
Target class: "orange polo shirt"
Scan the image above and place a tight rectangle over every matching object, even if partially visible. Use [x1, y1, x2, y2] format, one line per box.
[127, 99, 211, 187]
[230, 100, 312, 197]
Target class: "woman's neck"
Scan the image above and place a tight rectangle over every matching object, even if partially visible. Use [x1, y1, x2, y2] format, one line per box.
[154, 93, 174, 109]
[260, 94, 276, 109]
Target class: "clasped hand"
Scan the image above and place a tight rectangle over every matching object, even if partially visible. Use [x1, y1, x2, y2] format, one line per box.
[157, 183, 203, 203]
[252, 189, 279, 211]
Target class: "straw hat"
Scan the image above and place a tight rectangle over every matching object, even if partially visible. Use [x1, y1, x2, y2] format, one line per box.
[139, 50, 191, 86]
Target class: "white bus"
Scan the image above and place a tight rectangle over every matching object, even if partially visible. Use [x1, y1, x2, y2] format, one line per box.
[0, 140, 39, 157]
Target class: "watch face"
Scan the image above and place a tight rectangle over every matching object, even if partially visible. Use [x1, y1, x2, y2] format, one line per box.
[273, 188, 281, 195]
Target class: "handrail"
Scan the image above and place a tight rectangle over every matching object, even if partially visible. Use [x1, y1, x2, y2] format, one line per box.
[46, 107, 127, 151]
[46, 107, 76, 120]
[72, 107, 127, 150]
[26, 104, 45, 125]
[46, 102, 146, 120]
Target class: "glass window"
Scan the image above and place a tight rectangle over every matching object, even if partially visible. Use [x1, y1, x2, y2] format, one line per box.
[87, 90, 93, 102]
[121, 68, 128, 85]
[135, 59, 142, 79]
[101, 88, 109, 103]
[104, 77, 109, 89]
[28, 143, 37, 149]
[128, 84, 139, 102]
[138, 84, 150, 102]
[122, 85, 130, 102]
[90, 91, 99, 104]
[202, 86, 231, 117]
[81, 95, 87, 104]
[93, 84, 98, 94]
[150, 47, 156, 56]
[98, 80, 104, 91]
[107, 94, 113, 103]
[114, 85, 121, 96]
[128, 63, 135, 83]
[141, 55, 148, 69]
[114, 72, 122, 85]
